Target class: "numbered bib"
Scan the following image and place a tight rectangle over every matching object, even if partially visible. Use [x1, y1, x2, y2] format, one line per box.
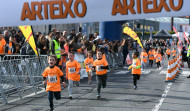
[96, 65, 103, 71]
[133, 62, 136, 66]
[150, 55, 153, 57]
[88, 64, 93, 69]
[142, 56, 146, 59]
[68, 67, 76, 73]
[157, 57, 161, 60]
[48, 75, 57, 83]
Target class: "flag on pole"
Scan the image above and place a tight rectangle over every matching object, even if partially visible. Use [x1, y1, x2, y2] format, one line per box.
[18, 25, 38, 56]
[123, 27, 143, 48]
[183, 32, 189, 44]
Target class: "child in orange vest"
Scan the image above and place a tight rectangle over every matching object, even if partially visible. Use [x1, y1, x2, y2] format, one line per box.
[66, 52, 81, 99]
[155, 50, 163, 70]
[140, 48, 148, 71]
[166, 47, 171, 60]
[148, 48, 154, 67]
[84, 51, 94, 85]
[59, 48, 67, 73]
[42, 55, 66, 111]
[128, 52, 141, 90]
[93, 50, 109, 100]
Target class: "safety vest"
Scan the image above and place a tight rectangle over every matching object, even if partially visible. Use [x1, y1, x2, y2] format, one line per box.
[53, 40, 61, 59]
[8, 42, 13, 54]
[187, 45, 190, 57]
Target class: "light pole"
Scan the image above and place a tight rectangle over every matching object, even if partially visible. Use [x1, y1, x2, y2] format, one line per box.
[142, 19, 145, 40]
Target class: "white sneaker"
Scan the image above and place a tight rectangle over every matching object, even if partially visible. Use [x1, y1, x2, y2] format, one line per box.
[69, 95, 72, 99]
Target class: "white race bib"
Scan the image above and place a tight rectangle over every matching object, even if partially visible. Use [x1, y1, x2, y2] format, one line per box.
[69, 67, 76, 73]
[150, 55, 153, 57]
[48, 75, 57, 83]
[133, 62, 136, 66]
[96, 65, 103, 71]
[88, 64, 93, 69]
[157, 57, 161, 60]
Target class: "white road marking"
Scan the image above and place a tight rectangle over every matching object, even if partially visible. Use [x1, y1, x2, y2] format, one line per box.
[181, 71, 190, 76]
[159, 71, 167, 75]
[152, 82, 172, 111]
[141, 70, 151, 74]
[114, 71, 129, 74]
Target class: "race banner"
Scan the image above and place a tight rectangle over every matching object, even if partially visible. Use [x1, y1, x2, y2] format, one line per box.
[18, 25, 38, 56]
[0, 0, 190, 27]
[123, 27, 143, 48]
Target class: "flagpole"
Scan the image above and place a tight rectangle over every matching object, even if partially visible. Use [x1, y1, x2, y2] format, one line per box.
[31, 26, 46, 89]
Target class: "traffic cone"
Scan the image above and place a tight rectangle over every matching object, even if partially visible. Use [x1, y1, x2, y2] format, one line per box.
[174, 58, 177, 77]
[165, 61, 173, 82]
[171, 59, 175, 80]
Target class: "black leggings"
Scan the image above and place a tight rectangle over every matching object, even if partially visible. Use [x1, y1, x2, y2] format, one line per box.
[167, 55, 170, 60]
[157, 61, 161, 68]
[123, 53, 128, 65]
[133, 74, 140, 86]
[149, 60, 153, 67]
[96, 74, 107, 95]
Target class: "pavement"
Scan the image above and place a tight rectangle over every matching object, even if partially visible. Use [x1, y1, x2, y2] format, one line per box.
[1, 58, 190, 111]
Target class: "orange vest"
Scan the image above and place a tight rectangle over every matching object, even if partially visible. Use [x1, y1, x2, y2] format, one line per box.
[42, 66, 64, 92]
[93, 59, 108, 75]
[84, 57, 94, 72]
[148, 51, 154, 60]
[166, 49, 171, 55]
[156, 54, 162, 63]
[172, 50, 177, 56]
[66, 60, 81, 81]
[141, 52, 148, 63]
[132, 58, 141, 75]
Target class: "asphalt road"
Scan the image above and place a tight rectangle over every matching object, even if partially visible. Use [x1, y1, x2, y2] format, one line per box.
[1, 55, 190, 111]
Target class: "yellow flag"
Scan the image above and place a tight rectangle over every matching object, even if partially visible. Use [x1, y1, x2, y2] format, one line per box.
[123, 27, 143, 48]
[18, 25, 38, 56]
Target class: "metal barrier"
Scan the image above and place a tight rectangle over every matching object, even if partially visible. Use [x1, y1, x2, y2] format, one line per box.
[0, 52, 123, 104]
[2, 55, 48, 61]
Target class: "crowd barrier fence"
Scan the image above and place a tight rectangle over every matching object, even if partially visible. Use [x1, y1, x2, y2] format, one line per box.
[0, 52, 124, 104]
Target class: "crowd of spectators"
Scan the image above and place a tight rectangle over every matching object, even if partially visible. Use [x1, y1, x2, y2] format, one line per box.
[0, 27, 186, 65]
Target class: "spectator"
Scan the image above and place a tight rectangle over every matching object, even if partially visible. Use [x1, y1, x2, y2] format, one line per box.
[59, 36, 65, 49]
[4, 30, 10, 44]
[5, 36, 16, 54]
[67, 28, 76, 40]
[37, 35, 49, 55]
[14, 44, 20, 54]
[0, 34, 6, 56]
[122, 39, 129, 66]
[15, 30, 24, 46]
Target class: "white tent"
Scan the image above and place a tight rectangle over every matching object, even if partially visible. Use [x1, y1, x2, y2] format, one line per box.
[172, 32, 189, 38]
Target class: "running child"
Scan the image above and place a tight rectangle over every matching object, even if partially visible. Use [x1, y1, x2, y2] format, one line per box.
[140, 48, 148, 71]
[166, 47, 171, 60]
[93, 50, 109, 100]
[148, 48, 154, 67]
[66, 52, 81, 99]
[128, 52, 141, 90]
[84, 51, 94, 85]
[59, 48, 67, 73]
[42, 55, 66, 111]
[155, 50, 163, 70]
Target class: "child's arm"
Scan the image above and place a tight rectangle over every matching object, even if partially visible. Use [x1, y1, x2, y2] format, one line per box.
[128, 65, 133, 70]
[135, 65, 141, 69]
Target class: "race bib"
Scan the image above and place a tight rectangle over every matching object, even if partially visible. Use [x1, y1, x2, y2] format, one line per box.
[133, 62, 136, 66]
[157, 57, 161, 60]
[88, 64, 93, 69]
[69, 67, 76, 73]
[96, 65, 103, 71]
[150, 55, 153, 57]
[142, 56, 146, 59]
[48, 75, 57, 83]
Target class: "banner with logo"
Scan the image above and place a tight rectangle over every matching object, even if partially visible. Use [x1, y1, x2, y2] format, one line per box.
[0, 0, 190, 27]
[18, 25, 38, 56]
[123, 27, 143, 48]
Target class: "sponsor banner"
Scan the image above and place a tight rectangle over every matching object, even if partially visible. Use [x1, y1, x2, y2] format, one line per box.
[0, 0, 189, 27]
